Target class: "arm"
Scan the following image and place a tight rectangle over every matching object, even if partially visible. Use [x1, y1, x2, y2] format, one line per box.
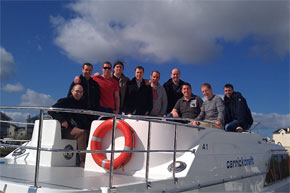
[171, 99, 181, 117]
[160, 88, 168, 116]
[236, 96, 250, 127]
[195, 103, 205, 121]
[74, 76, 81, 84]
[123, 85, 130, 114]
[216, 97, 225, 125]
[163, 84, 171, 113]
[171, 109, 179, 118]
[93, 72, 100, 77]
[67, 82, 74, 97]
[48, 98, 69, 128]
[113, 91, 120, 114]
[68, 75, 81, 96]
[146, 86, 153, 115]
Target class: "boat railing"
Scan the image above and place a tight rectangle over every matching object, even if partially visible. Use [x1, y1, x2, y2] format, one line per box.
[0, 106, 206, 190]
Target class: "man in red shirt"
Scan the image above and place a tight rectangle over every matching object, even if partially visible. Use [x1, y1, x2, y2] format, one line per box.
[92, 62, 120, 114]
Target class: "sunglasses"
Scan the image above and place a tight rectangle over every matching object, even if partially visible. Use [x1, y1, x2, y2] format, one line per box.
[103, 67, 112, 70]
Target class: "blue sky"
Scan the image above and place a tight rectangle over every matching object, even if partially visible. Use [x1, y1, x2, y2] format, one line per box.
[1, 0, 289, 137]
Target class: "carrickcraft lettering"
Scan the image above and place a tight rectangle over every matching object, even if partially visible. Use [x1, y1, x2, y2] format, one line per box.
[226, 156, 254, 168]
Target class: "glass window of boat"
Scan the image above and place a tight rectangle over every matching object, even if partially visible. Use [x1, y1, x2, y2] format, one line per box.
[264, 154, 290, 186]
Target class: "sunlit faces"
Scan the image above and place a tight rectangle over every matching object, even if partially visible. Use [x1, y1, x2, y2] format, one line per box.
[82, 65, 93, 79]
[71, 85, 83, 101]
[182, 85, 192, 98]
[224, 87, 234, 98]
[135, 68, 144, 81]
[114, 64, 123, 75]
[171, 68, 180, 84]
[201, 85, 213, 100]
[150, 71, 160, 85]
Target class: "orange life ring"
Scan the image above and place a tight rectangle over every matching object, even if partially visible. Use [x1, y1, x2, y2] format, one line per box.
[90, 119, 135, 170]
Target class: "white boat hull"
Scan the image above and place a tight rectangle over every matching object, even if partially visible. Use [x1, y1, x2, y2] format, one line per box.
[1, 118, 289, 193]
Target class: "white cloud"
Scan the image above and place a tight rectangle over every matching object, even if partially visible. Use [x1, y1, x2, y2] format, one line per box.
[2, 82, 24, 93]
[20, 89, 55, 107]
[0, 47, 15, 80]
[252, 112, 290, 130]
[251, 112, 290, 138]
[51, 0, 289, 64]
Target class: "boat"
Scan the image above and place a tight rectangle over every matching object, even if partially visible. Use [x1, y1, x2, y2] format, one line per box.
[0, 106, 289, 193]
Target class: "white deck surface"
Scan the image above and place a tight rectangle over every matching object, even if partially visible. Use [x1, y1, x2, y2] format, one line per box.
[0, 164, 146, 191]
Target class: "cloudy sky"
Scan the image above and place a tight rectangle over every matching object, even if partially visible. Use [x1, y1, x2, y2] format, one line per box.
[1, 0, 289, 137]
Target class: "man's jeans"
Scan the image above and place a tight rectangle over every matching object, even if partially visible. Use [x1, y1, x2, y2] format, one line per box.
[225, 120, 250, 132]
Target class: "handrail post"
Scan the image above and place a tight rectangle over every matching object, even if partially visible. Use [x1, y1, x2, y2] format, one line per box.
[109, 116, 117, 189]
[145, 121, 152, 189]
[173, 124, 178, 184]
[34, 109, 44, 188]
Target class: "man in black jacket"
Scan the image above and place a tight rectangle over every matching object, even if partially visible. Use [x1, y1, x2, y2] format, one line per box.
[68, 63, 100, 111]
[163, 68, 185, 114]
[124, 66, 153, 115]
[49, 84, 88, 167]
[224, 84, 253, 132]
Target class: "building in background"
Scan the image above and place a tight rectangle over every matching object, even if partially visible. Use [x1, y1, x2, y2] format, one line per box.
[273, 127, 290, 155]
[0, 112, 12, 139]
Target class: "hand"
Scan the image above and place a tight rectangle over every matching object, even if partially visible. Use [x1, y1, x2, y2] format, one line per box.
[171, 109, 179, 118]
[193, 121, 199, 126]
[145, 79, 150, 85]
[61, 121, 68, 129]
[113, 110, 119, 114]
[216, 121, 221, 128]
[74, 76, 81, 84]
[93, 72, 100, 77]
[236, 127, 243, 132]
[145, 111, 149, 115]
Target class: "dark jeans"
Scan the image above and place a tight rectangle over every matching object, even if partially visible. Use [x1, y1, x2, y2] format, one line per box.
[225, 120, 250, 132]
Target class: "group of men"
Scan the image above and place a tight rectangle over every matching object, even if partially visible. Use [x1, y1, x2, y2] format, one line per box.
[48, 61, 253, 167]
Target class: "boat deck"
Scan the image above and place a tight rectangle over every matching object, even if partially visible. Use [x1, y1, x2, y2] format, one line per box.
[0, 164, 146, 191]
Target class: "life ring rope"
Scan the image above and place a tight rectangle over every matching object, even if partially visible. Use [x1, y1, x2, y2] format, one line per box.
[90, 119, 135, 170]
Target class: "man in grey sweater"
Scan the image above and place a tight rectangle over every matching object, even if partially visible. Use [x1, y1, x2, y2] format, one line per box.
[193, 83, 225, 129]
[149, 71, 168, 116]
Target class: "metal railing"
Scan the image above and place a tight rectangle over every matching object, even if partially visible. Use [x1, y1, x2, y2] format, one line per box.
[0, 106, 206, 190]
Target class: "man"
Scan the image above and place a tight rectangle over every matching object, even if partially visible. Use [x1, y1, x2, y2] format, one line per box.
[92, 62, 120, 114]
[124, 66, 153, 115]
[193, 83, 225, 129]
[68, 63, 100, 111]
[149, 71, 168, 117]
[112, 61, 130, 113]
[49, 84, 88, 167]
[224, 84, 253, 132]
[171, 83, 203, 119]
[163, 68, 185, 114]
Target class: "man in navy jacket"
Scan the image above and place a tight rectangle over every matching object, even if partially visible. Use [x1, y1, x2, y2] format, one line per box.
[224, 84, 253, 132]
[68, 63, 100, 111]
[124, 66, 153, 115]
